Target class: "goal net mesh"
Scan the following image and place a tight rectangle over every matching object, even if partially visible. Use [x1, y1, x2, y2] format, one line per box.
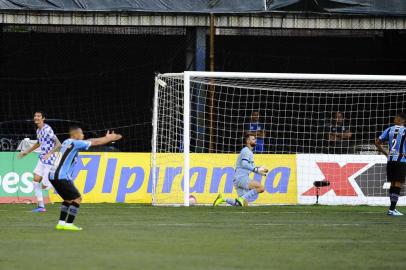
[152, 73, 406, 206]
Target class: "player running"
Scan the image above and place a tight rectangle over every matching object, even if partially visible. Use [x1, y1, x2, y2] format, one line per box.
[213, 132, 267, 207]
[48, 127, 122, 231]
[18, 111, 60, 212]
[375, 113, 406, 216]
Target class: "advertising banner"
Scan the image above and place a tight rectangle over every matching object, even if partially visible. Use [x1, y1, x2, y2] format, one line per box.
[153, 153, 297, 205]
[0, 152, 49, 203]
[3, 152, 400, 206]
[49, 153, 152, 203]
[48, 153, 298, 205]
[297, 154, 405, 206]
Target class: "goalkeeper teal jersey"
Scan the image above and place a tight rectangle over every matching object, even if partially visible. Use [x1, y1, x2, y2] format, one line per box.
[234, 146, 255, 180]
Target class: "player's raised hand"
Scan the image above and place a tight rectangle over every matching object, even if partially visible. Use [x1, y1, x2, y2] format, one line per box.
[112, 132, 123, 141]
[258, 166, 269, 176]
[105, 130, 113, 139]
[105, 130, 122, 141]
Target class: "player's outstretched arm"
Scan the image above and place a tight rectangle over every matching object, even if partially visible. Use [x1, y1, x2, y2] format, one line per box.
[18, 142, 40, 159]
[87, 130, 122, 147]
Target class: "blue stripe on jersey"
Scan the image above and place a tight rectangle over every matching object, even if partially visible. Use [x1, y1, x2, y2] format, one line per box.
[50, 139, 91, 180]
[379, 125, 406, 162]
[56, 145, 77, 180]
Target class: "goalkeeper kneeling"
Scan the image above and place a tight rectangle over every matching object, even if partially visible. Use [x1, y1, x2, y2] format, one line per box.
[213, 132, 268, 207]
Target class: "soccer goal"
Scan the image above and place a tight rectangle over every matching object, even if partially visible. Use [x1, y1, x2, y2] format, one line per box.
[151, 72, 406, 206]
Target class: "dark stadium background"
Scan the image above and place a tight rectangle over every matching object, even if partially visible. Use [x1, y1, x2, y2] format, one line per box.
[1, 30, 406, 152]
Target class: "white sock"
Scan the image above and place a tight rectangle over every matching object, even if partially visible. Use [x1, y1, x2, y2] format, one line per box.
[225, 198, 236, 206]
[241, 189, 258, 201]
[34, 182, 45, 208]
[58, 220, 66, 225]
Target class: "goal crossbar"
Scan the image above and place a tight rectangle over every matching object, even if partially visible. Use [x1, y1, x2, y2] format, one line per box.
[161, 72, 406, 81]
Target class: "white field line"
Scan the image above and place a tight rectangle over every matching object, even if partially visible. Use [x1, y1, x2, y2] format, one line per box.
[90, 222, 393, 227]
[209, 211, 383, 214]
[253, 223, 367, 226]
[78, 206, 148, 209]
[208, 211, 314, 214]
[0, 220, 397, 228]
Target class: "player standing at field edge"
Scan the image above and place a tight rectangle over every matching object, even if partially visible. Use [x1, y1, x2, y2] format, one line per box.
[47, 127, 122, 231]
[375, 113, 406, 216]
[18, 111, 60, 212]
[213, 132, 267, 207]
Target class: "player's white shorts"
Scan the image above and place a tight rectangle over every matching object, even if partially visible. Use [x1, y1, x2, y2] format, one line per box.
[33, 160, 53, 189]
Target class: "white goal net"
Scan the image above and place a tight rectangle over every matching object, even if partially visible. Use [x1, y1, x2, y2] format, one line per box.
[152, 72, 406, 206]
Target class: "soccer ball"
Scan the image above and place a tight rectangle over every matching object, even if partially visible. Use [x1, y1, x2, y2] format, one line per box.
[189, 195, 197, 206]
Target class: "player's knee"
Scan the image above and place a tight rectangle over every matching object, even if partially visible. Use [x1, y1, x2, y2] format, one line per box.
[74, 197, 82, 204]
[33, 175, 42, 182]
[257, 185, 265, 193]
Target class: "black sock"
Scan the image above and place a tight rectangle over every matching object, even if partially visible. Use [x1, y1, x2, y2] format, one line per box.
[389, 187, 401, 211]
[59, 201, 70, 222]
[66, 201, 80, 224]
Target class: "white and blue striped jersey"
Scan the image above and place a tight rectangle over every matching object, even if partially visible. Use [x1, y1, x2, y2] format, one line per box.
[49, 139, 91, 180]
[234, 146, 256, 180]
[379, 125, 406, 163]
[37, 124, 57, 165]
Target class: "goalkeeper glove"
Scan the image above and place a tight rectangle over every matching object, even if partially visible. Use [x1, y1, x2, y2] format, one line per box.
[254, 166, 268, 176]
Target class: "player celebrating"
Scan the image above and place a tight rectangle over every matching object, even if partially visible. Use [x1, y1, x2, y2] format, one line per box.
[48, 127, 122, 231]
[375, 113, 406, 216]
[213, 132, 267, 207]
[18, 111, 60, 212]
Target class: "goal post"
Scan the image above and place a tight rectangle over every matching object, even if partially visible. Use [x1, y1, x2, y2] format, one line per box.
[152, 72, 406, 206]
[151, 73, 190, 206]
[183, 73, 191, 206]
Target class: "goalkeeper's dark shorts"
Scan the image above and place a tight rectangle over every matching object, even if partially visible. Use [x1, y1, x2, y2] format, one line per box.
[386, 161, 406, 183]
[50, 179, 81, 200]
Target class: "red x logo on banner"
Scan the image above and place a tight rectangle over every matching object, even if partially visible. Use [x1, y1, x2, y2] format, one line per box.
[302, 162, 368, 196]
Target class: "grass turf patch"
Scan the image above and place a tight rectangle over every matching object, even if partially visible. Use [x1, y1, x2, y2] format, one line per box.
[0, 204, 405, 270]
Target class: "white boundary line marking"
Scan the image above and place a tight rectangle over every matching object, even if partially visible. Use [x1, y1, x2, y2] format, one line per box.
[0, 220, 397, 228]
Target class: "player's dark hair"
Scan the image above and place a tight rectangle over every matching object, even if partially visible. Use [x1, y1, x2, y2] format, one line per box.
[244, 132, 256, 143]
[69, 126, 81, 132]
[34, 111, 46, 119]
[397, 112, 406, 121]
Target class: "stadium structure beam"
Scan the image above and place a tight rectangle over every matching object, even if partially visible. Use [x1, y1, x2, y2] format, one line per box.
[1, 11, 406, 30]
[208, 14, 216, 152]
[195, 28, 206, 71]
[185, 27, 207, 152]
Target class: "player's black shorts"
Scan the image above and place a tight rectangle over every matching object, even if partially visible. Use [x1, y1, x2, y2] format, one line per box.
[49, 179, 81, 201]
[386, 161, 406, 183]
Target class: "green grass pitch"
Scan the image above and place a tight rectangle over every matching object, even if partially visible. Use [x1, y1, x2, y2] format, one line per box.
[0, 204, 405, 270]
